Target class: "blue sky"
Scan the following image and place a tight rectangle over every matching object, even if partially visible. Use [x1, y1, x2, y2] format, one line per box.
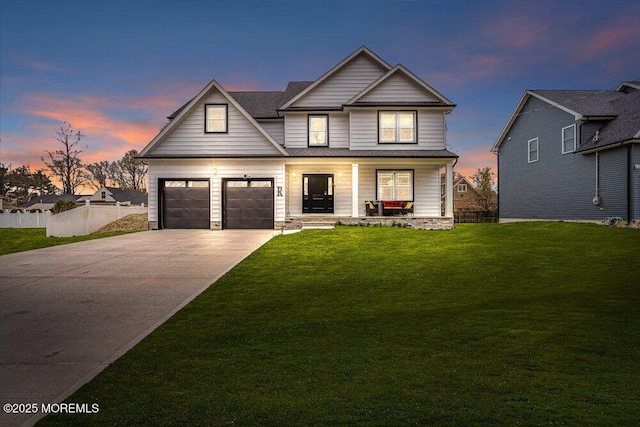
[1, 0, 638, 180]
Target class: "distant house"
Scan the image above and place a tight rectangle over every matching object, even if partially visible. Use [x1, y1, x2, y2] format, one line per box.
[440, 175, 497, 214]
[78, 186, 148, 206]
[18, 194, 81, 211]
[491, 81, 640, 224]
[0, 196, 16, 211]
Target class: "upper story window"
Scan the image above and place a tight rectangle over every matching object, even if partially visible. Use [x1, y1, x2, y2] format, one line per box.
[100, 191, 106, 199]
[378, 111, 416, 144]
[457, 184, 467, 192]
[205, 104, 228, 133]
[562, 124, 576, 153]
[528, 138, 539, 163]
[308, 115, 328, 147]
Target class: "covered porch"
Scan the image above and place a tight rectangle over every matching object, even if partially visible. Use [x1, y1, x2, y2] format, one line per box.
[282, 158, 456, 229]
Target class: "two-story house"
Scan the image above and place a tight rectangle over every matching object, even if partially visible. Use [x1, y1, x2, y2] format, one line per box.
[138, 46, 458, 230]
[492, 81, 640, 224]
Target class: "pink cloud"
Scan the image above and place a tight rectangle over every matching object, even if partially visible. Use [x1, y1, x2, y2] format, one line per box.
[453, 146, 497, 180]
[581, 21, 638, 60]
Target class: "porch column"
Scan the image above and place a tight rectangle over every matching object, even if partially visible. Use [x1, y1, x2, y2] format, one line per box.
[445, 162, 454, 217]
[352, 163, 359, 217]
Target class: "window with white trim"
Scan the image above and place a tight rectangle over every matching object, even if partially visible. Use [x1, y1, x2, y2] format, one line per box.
[205, 104, 228, 133]
[528, 138, 539, 163]
[377, 170, 413, 200]
[458, 184, 467, 192]
[308, 115, 328, 147]
[562, 124, 576, 153]
[378, 111, 416, 143]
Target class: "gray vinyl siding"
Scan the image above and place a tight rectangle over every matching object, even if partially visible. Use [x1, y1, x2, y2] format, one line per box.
[498, 96, 629, 221]
[284, 113, 349, 148]
[350, 109, 445, 150]
[633, 144, 640, 220]
[148, 91, 283, 156]
[293, 54, 387, 108]
[598, 148, 627, 217]
[259, 120, 284, 145]
[359, 73, 440, 103]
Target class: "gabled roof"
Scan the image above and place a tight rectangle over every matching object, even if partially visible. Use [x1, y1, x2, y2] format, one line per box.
[345, 64, 455, 108]
[278, 46, 393, 110]
[577, 89, 640, 153]
[96, 187, 148, 205]
[138, 79, 289, 158]
[227, 91, 284, 119]
[491, 84, 635, 153]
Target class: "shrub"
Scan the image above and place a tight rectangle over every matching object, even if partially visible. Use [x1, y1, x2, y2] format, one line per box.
[51, 200, 78, 214]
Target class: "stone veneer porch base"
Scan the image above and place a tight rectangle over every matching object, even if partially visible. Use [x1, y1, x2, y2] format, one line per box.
[277, 217, 454, 231]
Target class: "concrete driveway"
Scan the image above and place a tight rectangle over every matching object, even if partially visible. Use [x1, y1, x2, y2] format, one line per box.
[0, 229, 275, 426]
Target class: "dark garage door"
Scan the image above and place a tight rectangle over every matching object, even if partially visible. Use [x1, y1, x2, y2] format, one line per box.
[162, 180, 210, 229]
[224, 179, 274, 229]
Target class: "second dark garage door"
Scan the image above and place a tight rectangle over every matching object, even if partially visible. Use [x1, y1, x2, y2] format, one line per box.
[223, 179, 274, 229]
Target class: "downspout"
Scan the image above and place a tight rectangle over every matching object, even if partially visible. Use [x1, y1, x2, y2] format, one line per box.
[594, 151, 600, 205]
[628, 145, 633, 224]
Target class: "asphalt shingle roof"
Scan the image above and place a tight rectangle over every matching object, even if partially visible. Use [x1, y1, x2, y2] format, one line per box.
[531, 90, 624, 117]
[103, 187, 148, 205]
[577, 89, 640, 152]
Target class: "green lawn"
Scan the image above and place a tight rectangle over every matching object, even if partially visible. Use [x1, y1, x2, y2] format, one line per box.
[39, 223, 639, 425]
[0, 228, 133, 256]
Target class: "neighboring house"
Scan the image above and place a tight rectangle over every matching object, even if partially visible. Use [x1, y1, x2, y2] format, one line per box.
[440, 176, 497, 213]
[18, 194, 81, 211]
[78, 186, 148, 206]
[492, 81, 640, 223]
[0, 196, 16, 211]
[138, 46, 458, 230]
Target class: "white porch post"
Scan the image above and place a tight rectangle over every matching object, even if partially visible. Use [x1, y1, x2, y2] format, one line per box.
[445, 162, 454, 217]
[352, 163, 359, 217]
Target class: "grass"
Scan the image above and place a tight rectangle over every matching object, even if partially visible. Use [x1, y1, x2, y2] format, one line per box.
[38, 223, 639, 425]
[0, 228, 134, 256]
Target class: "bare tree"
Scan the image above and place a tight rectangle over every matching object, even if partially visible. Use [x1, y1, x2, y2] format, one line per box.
[113, 150, 147, 192]
[470, 167, 497, 212]
[86, 160, 115, 190]
[42, 122, 87, 194]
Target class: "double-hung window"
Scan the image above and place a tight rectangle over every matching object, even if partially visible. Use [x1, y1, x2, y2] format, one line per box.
[379, 111, 416, 143]
[308, 115, 328, 147]
[528, 138, 539, 163]
[377, 170, 413, 200]
[562, 124, 576, 153]
[205, 104, 228, 133]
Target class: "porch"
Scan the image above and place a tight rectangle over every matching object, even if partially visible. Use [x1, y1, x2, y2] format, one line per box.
[284, 159, 456, 220]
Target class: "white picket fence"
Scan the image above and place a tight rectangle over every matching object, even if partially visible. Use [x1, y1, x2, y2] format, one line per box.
[0, 211, 50, 228]
[46, 202, 147, 237]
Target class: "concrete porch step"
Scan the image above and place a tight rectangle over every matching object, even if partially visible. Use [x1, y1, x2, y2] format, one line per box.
[300, 218, 338, 230]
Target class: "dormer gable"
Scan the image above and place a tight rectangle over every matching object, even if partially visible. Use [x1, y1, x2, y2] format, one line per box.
[139, 80, 288, 158]
[280, 46, 392, 110]
[346, 65, 454, 108]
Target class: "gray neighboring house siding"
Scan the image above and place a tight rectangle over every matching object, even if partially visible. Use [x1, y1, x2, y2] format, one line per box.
[494, 82, 640, 222]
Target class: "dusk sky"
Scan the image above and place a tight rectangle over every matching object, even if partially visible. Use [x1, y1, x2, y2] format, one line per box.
[1, 0, 639, 184]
